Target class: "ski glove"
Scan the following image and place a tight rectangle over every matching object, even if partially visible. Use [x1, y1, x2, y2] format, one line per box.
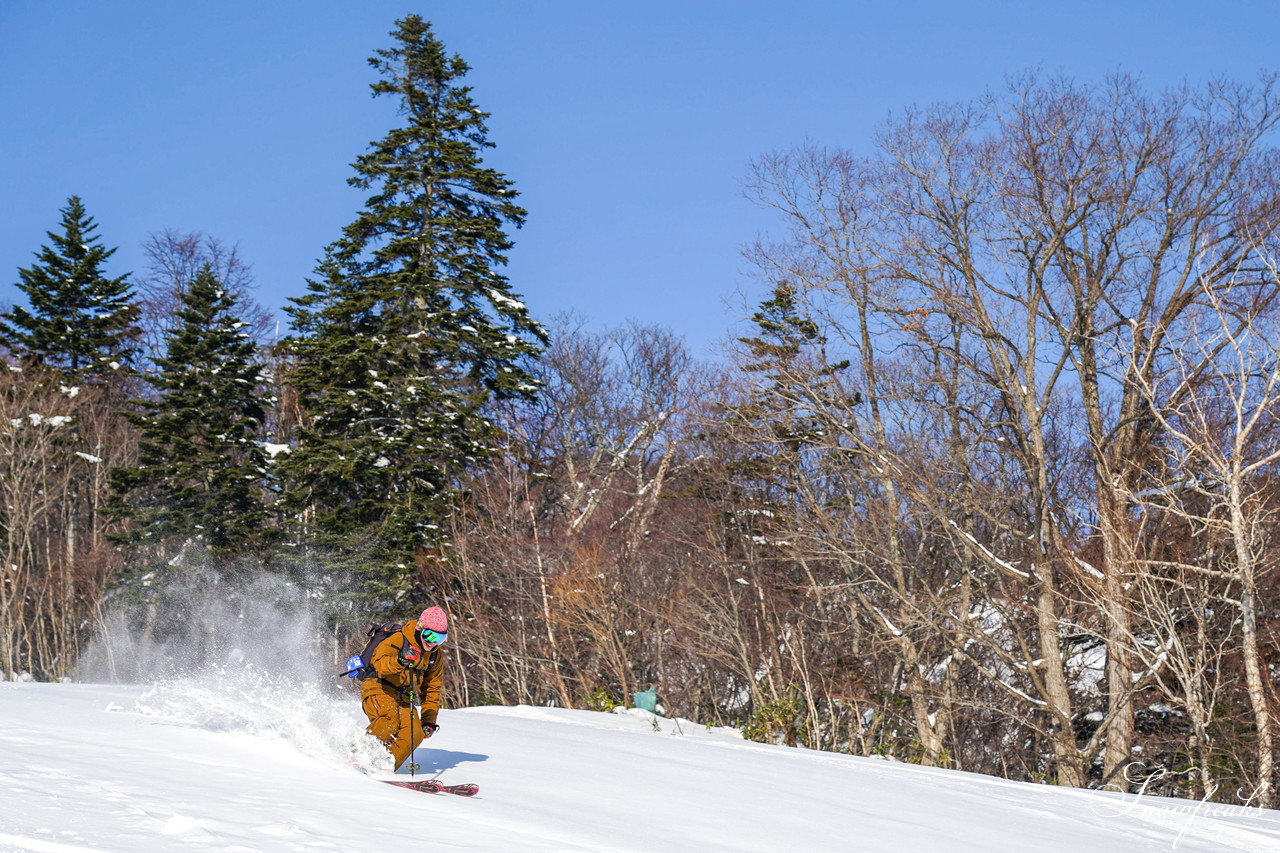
[397, 644, 422, 668]
[422, 722, 439, 738]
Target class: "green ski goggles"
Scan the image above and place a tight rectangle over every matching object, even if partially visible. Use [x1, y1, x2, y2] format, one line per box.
[419, 628, 447, 646]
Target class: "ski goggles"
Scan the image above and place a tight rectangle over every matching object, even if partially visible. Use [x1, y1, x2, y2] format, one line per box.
[419, 628, 448, 646]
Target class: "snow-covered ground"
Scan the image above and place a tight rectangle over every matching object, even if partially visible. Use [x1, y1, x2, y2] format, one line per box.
[3, 674, 1280, 852]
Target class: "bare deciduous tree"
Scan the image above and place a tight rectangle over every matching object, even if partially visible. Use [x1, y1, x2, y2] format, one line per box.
[136, 231, 274, 367]
[0, 365, 132, 679]
[1127, 271, 1280, 805]
[737, 71, 1280, 786]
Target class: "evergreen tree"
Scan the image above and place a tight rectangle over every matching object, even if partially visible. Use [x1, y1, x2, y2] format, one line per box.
[1, 196, 137, 377]
[109, 265, 274, 553]
[281, 16, 545, 577]
[735, 282, 854, 454]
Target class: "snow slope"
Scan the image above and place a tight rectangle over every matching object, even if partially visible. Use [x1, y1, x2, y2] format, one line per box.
[2, 675, 1280, 852]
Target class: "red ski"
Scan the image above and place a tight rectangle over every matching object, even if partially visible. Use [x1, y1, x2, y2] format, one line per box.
[380, 778, 479, 797]
[352, 764, 478, 796]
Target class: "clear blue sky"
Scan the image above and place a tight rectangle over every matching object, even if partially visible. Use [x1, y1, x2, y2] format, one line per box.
[2, 1, 1276, 358]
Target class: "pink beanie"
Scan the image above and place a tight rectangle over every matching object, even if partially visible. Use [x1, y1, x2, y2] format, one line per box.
[420, 606, 448, 633]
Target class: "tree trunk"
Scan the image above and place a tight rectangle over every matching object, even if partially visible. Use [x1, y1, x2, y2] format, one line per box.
[1232, 492, 1273, 807]
[1035, 573, 1083, 787]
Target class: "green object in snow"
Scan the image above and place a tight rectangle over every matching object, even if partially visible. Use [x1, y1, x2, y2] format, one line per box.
[632, 687, 658, 714]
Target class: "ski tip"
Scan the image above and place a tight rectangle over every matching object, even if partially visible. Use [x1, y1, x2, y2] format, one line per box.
[443, 783, 479, 797]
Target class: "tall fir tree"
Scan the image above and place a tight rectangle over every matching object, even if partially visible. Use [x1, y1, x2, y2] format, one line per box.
[1, 196, 138, 378]
[109, 265, 274, 553]
[708, 281, 858, 507]
[281, 16, 545, 581]
[736, 282, 854, 450]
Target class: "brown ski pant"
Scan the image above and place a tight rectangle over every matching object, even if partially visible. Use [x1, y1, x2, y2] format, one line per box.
[362, 691, 425, 769]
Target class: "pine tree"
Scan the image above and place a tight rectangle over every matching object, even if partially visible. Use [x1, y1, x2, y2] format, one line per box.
[108, 265, 274, 553]
[280, 16, 545, 576]
[1, 196, 137, 377]
[736, 282, 854, 454]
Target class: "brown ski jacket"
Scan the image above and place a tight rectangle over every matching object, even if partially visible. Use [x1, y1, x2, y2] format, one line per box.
[359, 619, 445, 726]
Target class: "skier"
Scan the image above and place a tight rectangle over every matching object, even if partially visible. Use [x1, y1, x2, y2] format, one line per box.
[361, 606, 448, 770]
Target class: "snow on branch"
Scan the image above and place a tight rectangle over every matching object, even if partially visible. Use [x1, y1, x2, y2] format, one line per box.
[946, 519, 1030, 579]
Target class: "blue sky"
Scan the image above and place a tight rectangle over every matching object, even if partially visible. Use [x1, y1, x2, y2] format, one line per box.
[2, 1, 1277, 359]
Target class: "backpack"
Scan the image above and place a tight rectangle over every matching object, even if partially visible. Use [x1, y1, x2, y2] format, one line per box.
[341, 621, 402, 680]
[340, 620, 441, 681]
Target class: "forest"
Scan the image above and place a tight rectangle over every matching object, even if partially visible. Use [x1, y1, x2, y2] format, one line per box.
[5, 16, 1280, 805]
